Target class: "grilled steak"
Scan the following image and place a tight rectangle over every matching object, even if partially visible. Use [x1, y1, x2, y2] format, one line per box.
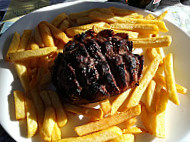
[52, 29, 144, 104]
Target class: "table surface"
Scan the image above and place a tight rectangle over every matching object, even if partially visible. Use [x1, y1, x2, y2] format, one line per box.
[0, 0, 189, 141]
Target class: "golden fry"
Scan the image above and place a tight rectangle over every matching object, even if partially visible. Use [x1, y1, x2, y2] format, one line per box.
[122, 127, 145, 134]
[40, 91, 52, 107]
[100, 99, 111, 115]
[75, 105, 141, 136]
[76, 16, 93, 25]
[18, 30, 32, 52]
[34, 26, 44, 47]
[51, 123, 61, 141]
[132, 36, 172, 48]
[40, 107, 56, 141]
[51, 12, 68, 27]
[38, 22, 55, 47]
[163, 53, 180, 105]
[59, 19, 70, 31]
[157, 89, 169, 113]
[13, 90, 25, 120]
[109, 6, 134, 16]
[27, 36, 39, 50]
[48, 91, 68, 127]
[6, 32, 20, 60]
[108, 134, 134, 142]
[25, 98, 38, 138]
[8, 46, 57, 61]
[155, 11, 168, 20]
[113, 29, 139, 39]
[144, 14, 155, 20]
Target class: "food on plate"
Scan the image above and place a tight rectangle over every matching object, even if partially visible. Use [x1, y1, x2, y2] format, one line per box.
[25, 98, 38, 138]
[13, 90, 25, 120]
[52, 29, 144, 104]
[5, 6, 188, 142]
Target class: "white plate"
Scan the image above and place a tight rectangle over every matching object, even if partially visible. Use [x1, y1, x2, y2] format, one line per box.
[0, 1, 190, 142]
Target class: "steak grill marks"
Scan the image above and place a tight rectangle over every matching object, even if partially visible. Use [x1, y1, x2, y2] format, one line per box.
[52, 29, 144, 104]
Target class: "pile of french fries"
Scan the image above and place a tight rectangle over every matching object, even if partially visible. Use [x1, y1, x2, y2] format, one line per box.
[6, 7, 187, 142]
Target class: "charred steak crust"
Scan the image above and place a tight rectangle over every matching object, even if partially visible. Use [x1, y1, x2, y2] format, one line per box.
[52, 29, 144, 104]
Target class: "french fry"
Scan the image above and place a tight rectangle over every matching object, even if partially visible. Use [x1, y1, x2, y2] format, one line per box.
[76, 16, 93, 25]
[124, 56, 161, 109]
[163, 53, 180, 105]
[38, 22, 55, 47]
[155, 11, 168, 20]
[145, 80, 156, 112]
[34, 26, 44, 47]
[51, 12, 68, 27]
[56, 126, 122, 142]
[6, 32, 20, 60]
[122, 127, 145, 134]
[144, 14, 155, 20]
[123, 118, 137, 128]
[75, 105, 141, 136]
[27, 36, 39, 50]
[108, 134, 134, 142]
[109, 6, 134, 16]
[25, 98, 38, 138]
[113, 29, 139, 39]
[64, 103, 103, 120]
[8, 46, 57, 61]
[40, 107, 56, 141]
[157, 89, 169, 113]
[40, 91, 52, 107]
[66, 22, 110, 36]
[100, 99, 111, 115]
[30, 87, 45, 126]
[18, 30, 32, 52]
[51, 123, 61, 141]
[13, 90, 25, 120]
[42, 21, 70, 44]
[146, 48, 159, 61]
[14, 63, 30, 93]
[154, 72, 187, 94]
[132, 36, 172, 48]
[48, 90, 67, 127]
[110, 23, 159, 34]
[39, 70, 51, 85]
[111, 89, 131, 115]
[59, 19, 70, 31]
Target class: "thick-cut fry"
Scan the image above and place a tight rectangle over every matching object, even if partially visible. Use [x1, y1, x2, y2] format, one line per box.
[13, 90, 25, 120]
[155, 11, 168, 20]
[122, 127, 145, 134]
[111, 89, 131, 115]
[48, 91, 67, 127]
[109, 6, 134, 16]
[18, 30, 32, 52]
[6, 32, 20, 60]
[111, 23, 159, 34]
[144, 14, 155, 20]
[59, 19, 70, 31]
[56, 126, 122, 142]
[66, 22, 110, 36]
[30, 87, 45, 126]
[163, 53, 179, 105]
[27, 36, 39, 50]
[40, 107, 56, 141]
[34, 26, 44, 47]
[38, 23, 54, 47]
[14, 63, 30, 93]
[51, 12, 68, 27]
[76, 16, 93, 25]
[123, 118, 137, 128]
[145, 80, 156, 112]
[157, 89, 169, 113]
[40, 91, 52, 107]
[100, 99, 111, 115]
[75, 105, 141, 136]
[113, 29, 139, 39]
[64, 103, 103, 120]
[146, 48, 159, 61]
[132, 36, 172, 48]
[25, 98, 38, 138]
[51, 123, 61, 141]
[124, 56, 161, 109]
[154, 73, 187, 94]
[108, 134, 134, 142]
[8, 46, 57, 61]
[42, 21, 69, 44]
